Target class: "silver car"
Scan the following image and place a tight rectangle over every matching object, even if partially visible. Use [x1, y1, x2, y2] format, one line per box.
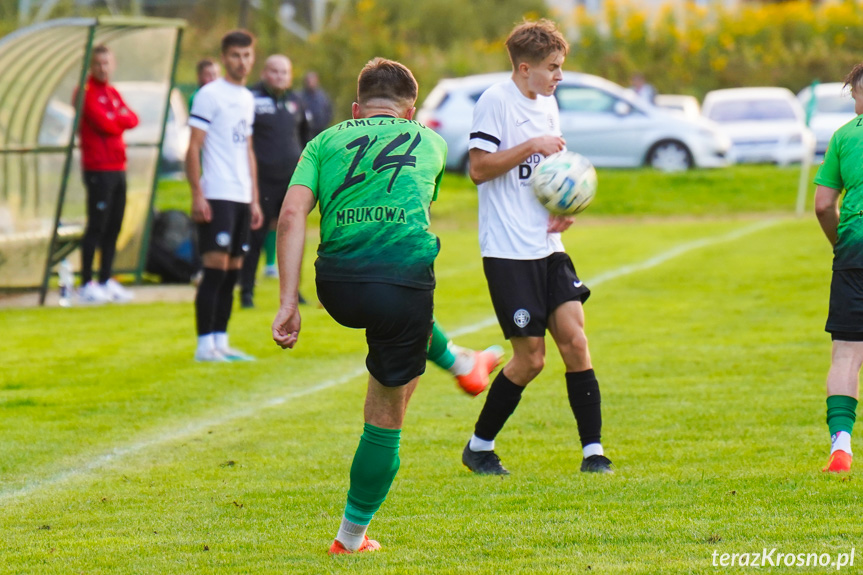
[416, 71, 730, 172]
[797, 82, 857, 156]
[702, 87, 816, 166]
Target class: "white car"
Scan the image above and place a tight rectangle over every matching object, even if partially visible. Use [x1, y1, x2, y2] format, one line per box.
[797, 82, 857, 156]
[654, 94, 701, 121]
[115, 82, 190, 172]
[416, 72, 729, 172]
[701, 87, 815, 165]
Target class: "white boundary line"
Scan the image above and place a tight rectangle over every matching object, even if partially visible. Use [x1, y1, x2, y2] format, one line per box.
[0, 217, 782, 502]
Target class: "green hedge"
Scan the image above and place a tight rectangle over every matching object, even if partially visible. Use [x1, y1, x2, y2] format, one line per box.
[565, 0, 863, 98]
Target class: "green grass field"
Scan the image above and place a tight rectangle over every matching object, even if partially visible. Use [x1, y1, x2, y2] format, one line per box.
[2, 166, 859, 574]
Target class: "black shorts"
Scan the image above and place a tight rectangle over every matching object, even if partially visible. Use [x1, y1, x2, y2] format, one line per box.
[316, 280, 434, 387]
[827, 269, 863, 341]
[484, 252, 590, 339]
[197, 200, 250, 257]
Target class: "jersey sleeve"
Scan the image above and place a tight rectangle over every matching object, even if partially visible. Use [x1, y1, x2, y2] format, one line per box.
[469, 88, 503, 154]
[289, 135, 321, 198]
[188, 87, 216, 132]
[81, 86, 127, 136]
[431, 135, 447, 202]
[815, 132, 844, 190]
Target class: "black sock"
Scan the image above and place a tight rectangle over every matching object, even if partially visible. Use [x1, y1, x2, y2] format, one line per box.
[566, 369, 602, 447]
[214, 268, 239, 333]
[474, 371, 525, 442]
[195, 267, 227, 336]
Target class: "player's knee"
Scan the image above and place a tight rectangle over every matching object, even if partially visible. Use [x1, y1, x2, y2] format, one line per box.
[524, 352, 546, 378]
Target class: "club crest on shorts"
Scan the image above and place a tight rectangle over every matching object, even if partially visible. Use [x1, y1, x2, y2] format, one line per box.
[513, 308, 531, 328]
[216, 232, 231, 247]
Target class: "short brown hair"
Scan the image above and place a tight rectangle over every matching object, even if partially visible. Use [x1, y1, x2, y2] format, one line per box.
[221, 29, 255, 54]
[845, 62, 863, 93]
[196, 58, 218, 75]
[91, 44, 111, 59]
[505, 19, 568, 67]
[356, 57, 418, 107]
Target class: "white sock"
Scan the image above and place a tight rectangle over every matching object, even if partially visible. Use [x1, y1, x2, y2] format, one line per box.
[831, 431, 852, 455]
[197, 334, 215, 353]
[469, 434, 494, 452]
[336, 516, 368, 551]
[214, 332, 228, 350]
[449, 345, 475, 376]
[583, 443, 604, 458]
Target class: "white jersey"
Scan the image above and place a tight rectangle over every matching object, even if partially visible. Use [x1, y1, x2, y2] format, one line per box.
[188, 78, 255, 203]
[469, 79, 564, 259]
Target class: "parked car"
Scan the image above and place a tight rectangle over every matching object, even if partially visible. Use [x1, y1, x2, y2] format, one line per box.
[797, 82, 857, 156]
[38, 82, 189, 172]
[416, 72, 729, 172]
[701, 87, 815, 165]
[654, 94, 701, 120]
[116, 82, 190, 173]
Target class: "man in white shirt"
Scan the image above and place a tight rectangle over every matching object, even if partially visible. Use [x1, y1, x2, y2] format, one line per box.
[461, 19, 613, 475]
[186, 29, 263, 362]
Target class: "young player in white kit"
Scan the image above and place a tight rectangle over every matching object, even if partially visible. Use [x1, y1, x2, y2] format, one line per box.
[461, 19, 613, 475]
[186, 30, 263, 362]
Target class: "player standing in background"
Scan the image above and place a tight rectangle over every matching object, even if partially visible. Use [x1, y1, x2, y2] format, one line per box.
[272, 57, 448, 554]
[301, 70, 333, 138]
[460, 19, 613, 475]
[77, 44, 139, 304]
[239, 54, 310, 309]
[813, 62, 863, 473]
[186, 30, 262, 362]
[188, 58, 220, 111]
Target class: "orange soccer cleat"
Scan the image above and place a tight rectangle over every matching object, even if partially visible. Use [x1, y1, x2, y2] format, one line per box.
[328, 534, 381, 555]
[456, 345, 504, 396]
[822, 450, 852, 473]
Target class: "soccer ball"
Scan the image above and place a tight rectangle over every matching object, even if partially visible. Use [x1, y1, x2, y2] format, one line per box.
[529, 151, 597, 215]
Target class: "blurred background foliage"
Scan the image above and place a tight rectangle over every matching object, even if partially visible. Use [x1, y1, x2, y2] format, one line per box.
[1, 0, 861, 123]
[569, 0, 863, 100]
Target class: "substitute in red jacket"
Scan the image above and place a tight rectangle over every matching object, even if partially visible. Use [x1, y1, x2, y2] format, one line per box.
[77, 44, 139, 304]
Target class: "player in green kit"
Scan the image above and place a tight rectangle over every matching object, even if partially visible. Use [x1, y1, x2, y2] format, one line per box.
[814, 62, 863, 473]
[272, 57, 453, 554]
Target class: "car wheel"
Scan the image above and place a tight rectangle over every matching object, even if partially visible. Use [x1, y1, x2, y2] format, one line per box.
[647, 140, 693, 172]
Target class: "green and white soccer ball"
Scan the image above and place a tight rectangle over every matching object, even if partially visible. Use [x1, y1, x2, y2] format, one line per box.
[529, 151, 597, 215]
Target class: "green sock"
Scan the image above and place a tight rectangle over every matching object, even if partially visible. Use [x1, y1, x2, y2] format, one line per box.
[826, 395, 858, 436]
[264, 230, 277, 267]
[344, 423, 401, 525]
[427, 320, 456, 370]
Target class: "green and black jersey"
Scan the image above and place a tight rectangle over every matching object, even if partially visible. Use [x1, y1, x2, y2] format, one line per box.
[290, 116, 448, 288]
[815, 115, 863, 270]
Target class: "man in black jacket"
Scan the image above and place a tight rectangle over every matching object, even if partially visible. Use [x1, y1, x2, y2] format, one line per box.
[240, 54, 310, 308]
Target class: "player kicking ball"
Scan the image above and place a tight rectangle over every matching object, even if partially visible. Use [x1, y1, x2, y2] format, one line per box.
[814, 62, 863, 473]
[460, 19, 612, 476]
[273, 58, 476, 554]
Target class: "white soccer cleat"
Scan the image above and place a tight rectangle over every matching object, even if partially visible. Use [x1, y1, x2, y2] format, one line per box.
[103, 278, 134, 303]
[218, 347, 256, 361]
[194, 348, 230, 362]
[263, 264, 279, 278]
[79, 281, 110, 304]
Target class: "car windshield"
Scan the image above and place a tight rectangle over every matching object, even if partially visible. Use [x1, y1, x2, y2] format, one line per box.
[707, 98, 797, 122]
[118, 89, 168, 125]
[815, 95, 856, 114]
[556, 86, 617, 113]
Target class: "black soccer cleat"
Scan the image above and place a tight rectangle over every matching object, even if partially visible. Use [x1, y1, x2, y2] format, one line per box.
[240, 292, 254, 309]
[462, 442, 509, 475]
[580, 454, 614, 474]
